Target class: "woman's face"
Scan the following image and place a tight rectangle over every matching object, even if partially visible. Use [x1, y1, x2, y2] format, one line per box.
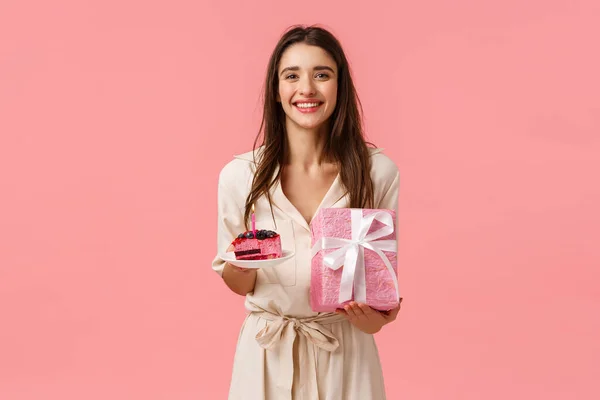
[277, 43, 338, 131]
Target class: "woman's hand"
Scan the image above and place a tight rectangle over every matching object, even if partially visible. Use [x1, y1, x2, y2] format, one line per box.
[335, 298, 403, 334]
[221, 244, 257, 295]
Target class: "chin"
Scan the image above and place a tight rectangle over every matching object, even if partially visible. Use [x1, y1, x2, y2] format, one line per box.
[297, 121, 322, 130]
[289, 116, 330, 131]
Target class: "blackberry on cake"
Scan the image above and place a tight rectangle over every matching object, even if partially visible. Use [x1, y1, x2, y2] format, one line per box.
[231, 229, 282, 260]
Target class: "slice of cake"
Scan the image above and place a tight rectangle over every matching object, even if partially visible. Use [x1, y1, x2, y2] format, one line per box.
[231, 229, 282, 260]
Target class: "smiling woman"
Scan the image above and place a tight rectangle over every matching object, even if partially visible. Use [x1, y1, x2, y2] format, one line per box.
[211, 25, 401, 400]
[277, 49, 337, 125]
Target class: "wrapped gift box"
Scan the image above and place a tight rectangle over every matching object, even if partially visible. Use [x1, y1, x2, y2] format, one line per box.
[310, 208, 399, 312]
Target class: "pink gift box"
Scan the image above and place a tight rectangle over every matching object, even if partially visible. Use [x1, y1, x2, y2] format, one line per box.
[310, 208, 399, 312]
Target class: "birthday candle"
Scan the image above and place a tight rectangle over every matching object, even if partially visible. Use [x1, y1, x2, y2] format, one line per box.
[251, 203, 256, 236]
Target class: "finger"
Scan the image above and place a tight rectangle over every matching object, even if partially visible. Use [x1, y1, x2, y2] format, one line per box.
[226, 244, 235, 252]
[232, 265, 249, 273]
[350, 305, 368, 322]
[354, 304, 374, 324]
[344, 304, 357, 319]
[350, 302, 366, 318]
[357, 303, 375, 318]
[335, 308, 349, 317]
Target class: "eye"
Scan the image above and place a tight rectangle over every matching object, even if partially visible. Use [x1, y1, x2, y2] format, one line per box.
[315, 73, 330, 80]
[285, 74, 298, 80]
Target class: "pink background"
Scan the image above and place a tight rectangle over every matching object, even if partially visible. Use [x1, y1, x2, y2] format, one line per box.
[1, 1, 598, 399]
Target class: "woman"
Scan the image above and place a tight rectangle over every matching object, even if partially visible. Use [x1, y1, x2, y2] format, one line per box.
[212, 25, 402, 399]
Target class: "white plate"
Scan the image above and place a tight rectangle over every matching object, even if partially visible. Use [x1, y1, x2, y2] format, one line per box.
[219, 249, 295, 269]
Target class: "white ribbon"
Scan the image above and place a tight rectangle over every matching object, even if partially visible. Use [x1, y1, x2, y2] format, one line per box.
[311, 209, 399, 304]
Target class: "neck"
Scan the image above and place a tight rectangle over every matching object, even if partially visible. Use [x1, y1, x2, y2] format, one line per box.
[284, 120, 331, 167]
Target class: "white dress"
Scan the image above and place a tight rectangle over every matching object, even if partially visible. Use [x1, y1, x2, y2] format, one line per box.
[212, 147, 400, 400]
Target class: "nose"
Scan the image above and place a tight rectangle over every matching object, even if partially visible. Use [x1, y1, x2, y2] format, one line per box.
[298, 75, 316, 96]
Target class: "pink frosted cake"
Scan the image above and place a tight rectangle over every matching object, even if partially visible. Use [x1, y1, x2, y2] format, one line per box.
[231, 230, 282, 260]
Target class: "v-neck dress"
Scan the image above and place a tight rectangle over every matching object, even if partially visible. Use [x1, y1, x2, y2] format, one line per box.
[212, 147, 400, 400]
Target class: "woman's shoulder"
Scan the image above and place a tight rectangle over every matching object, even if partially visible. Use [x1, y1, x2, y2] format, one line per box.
[368, 147, 399, 182]
[217, 147, 263, 187]
[368, 148, 400, 206]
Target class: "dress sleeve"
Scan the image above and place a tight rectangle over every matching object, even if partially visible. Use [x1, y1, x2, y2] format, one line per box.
[211, 172, 245, 276]
[378, 170, 400, 213]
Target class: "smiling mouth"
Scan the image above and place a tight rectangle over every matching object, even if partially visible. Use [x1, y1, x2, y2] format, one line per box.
[293, 101, 323, 112]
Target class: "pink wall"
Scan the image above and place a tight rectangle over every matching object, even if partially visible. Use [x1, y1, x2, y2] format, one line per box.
[1, 1, 598, 399]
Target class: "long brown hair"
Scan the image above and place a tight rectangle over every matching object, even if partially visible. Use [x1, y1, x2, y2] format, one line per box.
[243, 25, 375, 227]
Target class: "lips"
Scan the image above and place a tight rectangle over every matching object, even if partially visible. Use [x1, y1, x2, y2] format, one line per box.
[293, 100, 323, 113]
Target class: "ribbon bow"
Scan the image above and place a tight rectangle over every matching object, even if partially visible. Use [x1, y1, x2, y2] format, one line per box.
[311, 209, 399, 304]
[253, 309, 345, 398]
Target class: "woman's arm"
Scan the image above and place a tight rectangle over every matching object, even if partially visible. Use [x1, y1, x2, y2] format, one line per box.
[336, 164, 402, 333]
[211, 166, 257, 296]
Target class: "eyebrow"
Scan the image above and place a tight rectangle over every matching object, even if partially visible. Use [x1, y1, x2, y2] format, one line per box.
[279, 65, 336, 77]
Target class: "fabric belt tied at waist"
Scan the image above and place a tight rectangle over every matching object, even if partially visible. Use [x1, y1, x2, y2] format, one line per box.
[252, 310, 346, 399]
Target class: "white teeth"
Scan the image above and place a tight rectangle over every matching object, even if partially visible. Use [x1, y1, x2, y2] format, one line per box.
[296, 102, 320, 108]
